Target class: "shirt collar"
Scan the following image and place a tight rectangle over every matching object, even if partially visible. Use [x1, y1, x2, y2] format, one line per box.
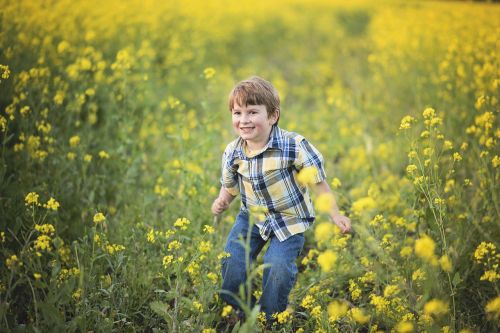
[234, 125, 284, 159]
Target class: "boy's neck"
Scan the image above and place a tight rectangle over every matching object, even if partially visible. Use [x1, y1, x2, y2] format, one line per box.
[245, 126, 274, 151]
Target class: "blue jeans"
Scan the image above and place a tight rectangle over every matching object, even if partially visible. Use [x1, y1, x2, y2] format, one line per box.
[220, 210, 305, 319]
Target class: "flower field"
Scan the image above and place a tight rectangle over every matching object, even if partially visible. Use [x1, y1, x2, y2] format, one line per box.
[0, 0, 499, 332]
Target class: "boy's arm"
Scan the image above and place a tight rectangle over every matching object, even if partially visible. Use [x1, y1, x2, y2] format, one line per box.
[314, 180, 352, 233]
[211, 187, 236, 216]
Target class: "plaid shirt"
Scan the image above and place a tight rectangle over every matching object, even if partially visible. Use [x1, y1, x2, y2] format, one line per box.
[220, 125, 326, 241]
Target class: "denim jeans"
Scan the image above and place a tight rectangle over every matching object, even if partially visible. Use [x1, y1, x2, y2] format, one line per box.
[220, 210, 305, 319]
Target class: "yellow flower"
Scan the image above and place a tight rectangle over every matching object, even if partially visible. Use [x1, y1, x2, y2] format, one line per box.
[301, 295, 316, 310]
[67, 152, 76, 160]
[168, 240, 182, 251]
[331, 177, 342, 189]
[72, 288, 82, 301]
[317, 250, 337, 272]
[174, 217, 191, 230]
[273, 310, 292, 324]
[406, 164, 418, 175]
[349, 307, 370, 324]
[383, 284, 400, 298]
[400, 246, 413, 258]
[203, 67, 216, 79]
[44, 197, 60, 211]
[202, 329, 215, 333]
[25, 192, 39, 206]
[399, 115, 415, 130]
[396, 321, 414, 333]
[310, 305, 322, 319]
[34, 235, 52, 251]
[314, 222, 336, 243]
[315, 192, 335, 213]
[351, 197, 376, 215]
[480, 270, 500, 282]
[163, 255, 174, 268]
[93, 212, 106, 225]
[424, 299, 449, 317]
[84, 154, 93, 162]
[474, 242, 496, 263]
[69, 135, 80, 147]
[485, 296, 500, 321]
[453, 152, 462, 162]
[328, 300, 349, 321]
[207, 272, 218, 284]
[370, 294, 389, 313]
[199, 241, 212, 253]
[34, 223, 56, 235]
[412, 268, 426, 282]
[297, 166, 318, 186]
[193, 301, 204, 313]
[349, 279, 362, 300]
[423, 107, 436, 119]
[439, 255, 453, 272]
[203, 225, 215, 234]
[415, 235, 438, 265]
[34, 273, 42, 280]
[6, 255, 22, 269]
[98, 150, 110, 159]
[221, 305, 233, 317]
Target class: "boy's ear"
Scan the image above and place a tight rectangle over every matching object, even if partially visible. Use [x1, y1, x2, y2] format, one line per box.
[271, 109, 280, 124]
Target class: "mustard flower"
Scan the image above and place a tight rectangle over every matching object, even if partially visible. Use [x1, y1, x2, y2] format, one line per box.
[163, 255, 174, 268]
[297, 166, 318, 186]
[25, 192, 39, 206]
[328, 300, 349, 321]
[399, 115, 415, 130]
[98, 150, 110, 159]
[69, 135, 80, 147]
[423, 107, 436, 119]
[93, 212, 106, 225]
[439, 255, 453, 272]
[485, 296, 500, 321]
[6, 255, 22, 269]
[203, 224, 215, 234]
[349, 307, 370, 324]
[424, 299, 449, 317]
[315, 192, 335, 213]
[168, 240, 182, 251]
[174, 217, 191, 230]
[203, 67, 216, 79]
[34, 235, 52, 251]
[314, 222, 335, 243]
[331, 177, 342, 189]
[193, 301, 204, 313]
[221, 305, 232, 317]
[396, 321, 414, 333]
[317, 250, 337, 272]
[301, 295, 316, 310]
[273, 310, 292, 324]
[415, 235, 438, 265]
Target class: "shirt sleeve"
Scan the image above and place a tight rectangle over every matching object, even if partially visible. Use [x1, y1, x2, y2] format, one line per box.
[294, 138, 327, 184]
[220, 144, 240, 196]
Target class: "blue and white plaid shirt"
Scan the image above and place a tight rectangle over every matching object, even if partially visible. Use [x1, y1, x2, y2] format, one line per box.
[220, 125, 326, 241]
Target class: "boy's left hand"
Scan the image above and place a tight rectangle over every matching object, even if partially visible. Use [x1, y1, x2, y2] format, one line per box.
[332, 214, 352, 234]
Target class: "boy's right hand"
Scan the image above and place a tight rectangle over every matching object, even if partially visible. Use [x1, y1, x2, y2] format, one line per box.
[212, 197, 229, 215]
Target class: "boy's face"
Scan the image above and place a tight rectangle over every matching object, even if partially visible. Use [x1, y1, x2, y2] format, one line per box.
[231, 103, 278, 149]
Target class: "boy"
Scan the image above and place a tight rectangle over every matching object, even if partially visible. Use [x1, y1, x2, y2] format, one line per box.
[211, 76, 351, 322]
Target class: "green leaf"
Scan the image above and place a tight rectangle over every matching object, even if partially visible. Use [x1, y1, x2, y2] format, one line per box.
[452, 272, 461, 286]
[150, 301, 170, 319]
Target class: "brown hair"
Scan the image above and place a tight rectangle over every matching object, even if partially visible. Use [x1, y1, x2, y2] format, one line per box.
[228, 76, 280, 123]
